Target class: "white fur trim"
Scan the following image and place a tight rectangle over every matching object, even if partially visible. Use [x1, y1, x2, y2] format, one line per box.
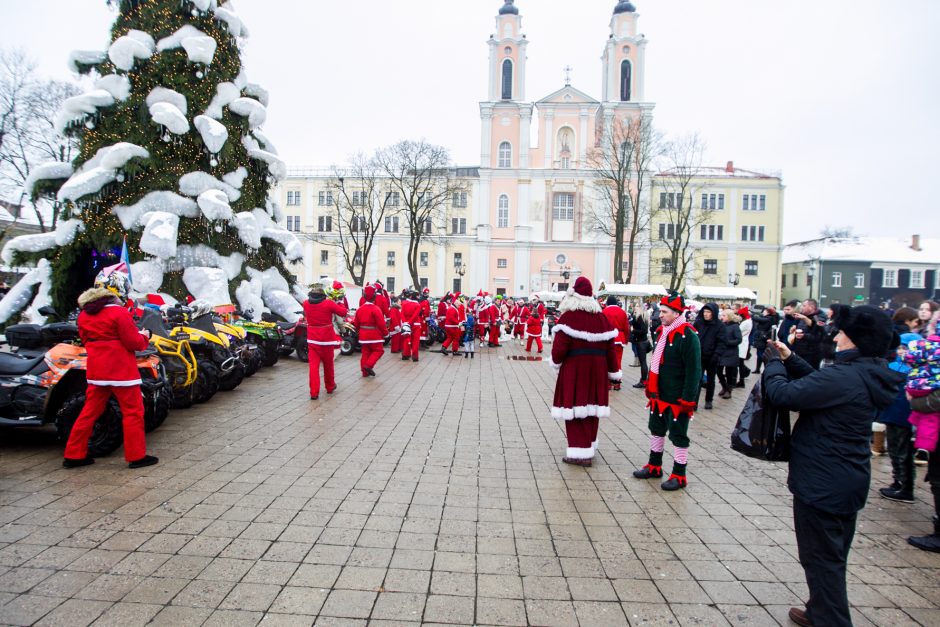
[550, 360, 562, 372]
[525, 331, 542, 337]
[308, 340, 340, 346]
[565, 446, 594, 459]
[551, 405, 612, 421]
[358, 339, 385, 344]
[88, 379, 142, 387]
[592, 440, 598, 452]
[608, 370, 622, 382]
[559, 293, 602, 314]
[552, 324, 618, 343]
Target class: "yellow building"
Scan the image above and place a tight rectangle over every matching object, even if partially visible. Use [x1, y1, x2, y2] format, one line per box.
[647, 162, 785, 305]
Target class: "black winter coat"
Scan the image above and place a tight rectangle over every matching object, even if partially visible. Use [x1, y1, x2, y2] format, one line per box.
[763, 350, 905, 516]
[693, 303, 722, 360]
[630, 315, 649, 344]
[717, 321, 741, 367]
[751, 312, 780, 351]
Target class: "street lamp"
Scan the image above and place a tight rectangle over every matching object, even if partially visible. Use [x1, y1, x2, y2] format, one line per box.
[807, 262, 817, 300]
[728, 272, 740, 287]
[454, 260, 466, 277]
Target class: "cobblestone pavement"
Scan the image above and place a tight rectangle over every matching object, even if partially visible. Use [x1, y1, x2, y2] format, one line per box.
[1, 341, 938, 626]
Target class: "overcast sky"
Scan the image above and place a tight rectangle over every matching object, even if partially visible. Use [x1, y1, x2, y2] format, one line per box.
[1, 0, 937, 245]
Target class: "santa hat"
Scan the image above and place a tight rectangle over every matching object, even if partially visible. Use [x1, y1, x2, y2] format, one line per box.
[364, 285, 377, 301]
[485, 296, 492, 305]
[660, 292, 685, 312]
[422, 287, 430, 294]
[560, 276, 602, 314]
[736, 306, 751, 320]
[477, 289, 484, 297]
[572, 276, 593, 297]
[332, 281, 343, 290]
[840, 305, 893, 358]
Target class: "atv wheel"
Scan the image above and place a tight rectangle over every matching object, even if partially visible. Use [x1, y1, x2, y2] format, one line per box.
[340, 337, 354, 356]
[218, 359, 245, 391]
[193, 359, 220, 404]
[144, 385, 172, 432]
[171, 384, 195, 409]
[56, 393, 123, 457]
[244, 348, 262, 377]
[295, 339, 309, 362]
[261, 341, 279, 367]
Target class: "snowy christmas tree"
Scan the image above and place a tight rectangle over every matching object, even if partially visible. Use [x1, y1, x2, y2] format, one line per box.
[0, 0, 303, 324]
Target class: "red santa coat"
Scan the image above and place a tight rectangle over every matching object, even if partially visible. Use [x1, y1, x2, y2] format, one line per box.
[526, 313, 543, 337]
[550, 308, 620, 420]
[401, 299, 421, 327]
[602, 305, 631, 347]
[443, 303, 461, 329]
[77, 293, 150, 386]
[388, 307, 403, 336]
[354, 302, 387, 343]
[375, 292, 391, 319]
[485, 303, 501, 325]
[419, 298, 431, 321]
[436, 300, 448, 320]
[303, 296, 347, 346]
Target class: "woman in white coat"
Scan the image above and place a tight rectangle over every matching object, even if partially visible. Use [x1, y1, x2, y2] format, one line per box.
[736, 306, 753, 387]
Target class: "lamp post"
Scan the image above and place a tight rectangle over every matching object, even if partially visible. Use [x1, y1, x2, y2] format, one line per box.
[728, 272, 740, 287]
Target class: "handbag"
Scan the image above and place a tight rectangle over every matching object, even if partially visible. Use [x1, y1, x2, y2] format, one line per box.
[730, 378, 791, 461]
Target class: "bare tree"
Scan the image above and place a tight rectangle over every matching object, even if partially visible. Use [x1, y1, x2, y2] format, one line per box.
[0, 49, 80, 233]
[652, 133, 713, 292]
[374, 140, 466, 288]
[305, 154, 398, 286]
[586, 113, 662, 283]
[820, 225, 854, 238]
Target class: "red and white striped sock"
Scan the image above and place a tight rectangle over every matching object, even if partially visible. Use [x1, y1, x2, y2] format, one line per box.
[674, 447, 688, 465]
[650, 435, 665, 453]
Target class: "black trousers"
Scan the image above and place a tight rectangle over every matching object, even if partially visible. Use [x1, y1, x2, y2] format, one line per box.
[793, 498, 856, 627]
[718, 365, 737, 389]
[701, 357, 717, 402]
[886, 424, 915, 493]
[930, 439, 940, 521]
[633, 342, 649, 383]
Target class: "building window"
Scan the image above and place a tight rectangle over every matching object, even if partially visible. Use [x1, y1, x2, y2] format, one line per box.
[781, 274, 787, 289]
[659, 223, 679, 241]
[883, 269, 898, 288]
[497, 258, 508, 269]
[317, 216, 332, 232]
[318, 191, 333, 206]
[451, 218, 467, 235]
[718, 194, 725, 210]
[320, 250, 329, 265]
[385, 191, 400, 207]
[351, 216, 366, 232]
[832, 272, 842, 287]
[286, 216, 294, 231]
[742, 194, 749, 211]
[453, 278, 462, 293]
[703, 259, 718, 275]
[759, 195, 766, 211]
[699, 224, 724, 241]
[621, 261, 630, 272]
[740, 225, 765, 242]
[620, 59, 632, 102]
[352, 191, 368, 207]
[286, 191, 301, 206]
[384, 216, 399, 233]
[386, 277, 396, 293]
[661, 258, 674, 275]
[454, 252, 462, 267]
[498, 141, 512, 168]
[911, 270, 925, 289]
[452, 192, 467, 208]
[387, 251, 395, 267]
[501, 58, 513, 100]
[792, 273, 798, 288]
[552, 193, 575, 221]
[560, 156, 571, 169]
[698, 193, 725, 210]
[854, 273, 865, 288]
[742, 194, 766, 211]
[419, 278, 428, 289]
[498, 195, 510, 228]
[745, 260, 759, 276]
[658, 192, 683, 209]
[420, 252, 429, 267]
[423, 218, 432, 235]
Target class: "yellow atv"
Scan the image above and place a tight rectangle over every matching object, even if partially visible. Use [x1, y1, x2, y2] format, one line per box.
[213, 315, 263, 378]
[138, 308, 199, 408]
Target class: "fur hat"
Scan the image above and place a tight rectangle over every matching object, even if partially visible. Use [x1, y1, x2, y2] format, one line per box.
[840, 305, 893, 358]
[606, 295, 619, 307]
[660, 291, 685, 312]
[572, 276, 592, 297]
[364, 285, 376, 301]
[78, 287, 116, 309]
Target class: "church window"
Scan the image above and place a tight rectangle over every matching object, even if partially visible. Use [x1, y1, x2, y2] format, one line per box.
[498, 142, 512, 168]
[501, 59, 513, 100]
[498, 195, 510, 228]
[552, 193, 575, 221]
[620, 60, 632, 102]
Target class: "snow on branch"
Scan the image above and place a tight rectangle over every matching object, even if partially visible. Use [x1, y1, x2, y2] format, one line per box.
[57, 143, 149, 202]
[194, 115, 228, 153]
[244, 83, 269, 107]
[242, 135, 286, 181]
[54, 90, 115, 133]
[229, 97, 266, 129]
[146, 87, 188, 115]
[157, 25, 217, 66]
[68, 50, 106, 74]
[1, 219, 84, 264]
[204, 81, 240, 120]
[24, 163, 75, 198]
[108, 30, 155, 71]
[197, 189, 233, 221]
[0, 260, 53, 325]
[140, 211, 180, 259]
[94, 74, 132, 101]
[112, 191, 199, 229]
[149, 102, 189, 135]
[251, 208, 302, 260]
[179, 171, 241, 202]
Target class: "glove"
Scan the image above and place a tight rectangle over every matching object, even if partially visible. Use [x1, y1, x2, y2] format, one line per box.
[678, 399, 697, 414]
[763, 343, 782, 363]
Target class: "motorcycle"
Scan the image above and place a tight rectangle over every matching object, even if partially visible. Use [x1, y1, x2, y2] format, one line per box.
[0, 306, 171, 455]
[234, 315, 282, 367]
[422, 315, 446, 348]
[138, 307, 200, 408]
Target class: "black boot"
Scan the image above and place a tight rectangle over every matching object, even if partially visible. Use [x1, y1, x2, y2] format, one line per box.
[661, 463, 688, 491]
[908, 517, 940, 553]
[633, 451, 663, 479]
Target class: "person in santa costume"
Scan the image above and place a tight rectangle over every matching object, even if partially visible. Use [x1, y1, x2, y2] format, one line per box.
[482, 296, 501, 347]
[550, 276, 621, 467]
[63, 268, 158, 469]
[602, 295, 631, 391]
[525, 308, 544, 353]
[354, 284, 388, 377]
[418, 287, 432, 346]
[513, 299, 528, 343]
[303, 283, 348, 399]
[633, 292, 703, 490]
[441, 295, 462, 355]
[388, 298, 404, 354]
[373, 280, 391, 320]
[437, 291, 451, 322]
[401, 289, 423, 362]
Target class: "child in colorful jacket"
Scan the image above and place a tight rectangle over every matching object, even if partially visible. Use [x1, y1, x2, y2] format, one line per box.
[462, 312, 477, 359]
[905, 313, 940, 461]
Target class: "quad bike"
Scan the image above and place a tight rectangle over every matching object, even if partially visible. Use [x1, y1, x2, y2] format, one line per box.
[422, 315, 446, 348]
[137, 308, 200, 408]
[0, 308, 171, 455]
[213, 319, 260, 384]
[164, 305, 232, 402]
[233, 316, 282, 367]
[276, 311, 306, 361]
[339, 310, 361, 356]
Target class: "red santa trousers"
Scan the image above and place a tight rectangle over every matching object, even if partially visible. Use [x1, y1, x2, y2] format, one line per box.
[488, 324, 500, 346]
[308, 345, 336, 396]
[513, 323, 525, 338]
[611, 344, 624, 371]
[360, 343, 384, 372]
[564, 416, 600, 460]
[403, 325, 422, 359]
[443, 328, 461, 351]
[526, 336, 543, 352]
[390, 333, 403, 353]
[64, 384, 146, 462]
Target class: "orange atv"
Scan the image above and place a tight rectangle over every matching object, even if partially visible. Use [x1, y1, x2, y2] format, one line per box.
[0, 309, 171, 456]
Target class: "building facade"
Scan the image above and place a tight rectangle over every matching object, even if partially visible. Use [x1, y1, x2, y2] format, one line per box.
[276, 1, 786, 300]
[781, 236, 940, 308]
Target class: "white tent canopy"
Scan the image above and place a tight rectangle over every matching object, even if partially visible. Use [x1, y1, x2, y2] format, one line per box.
[531, 290, 566, 302]
[598, 283, 668, 297]
[685, 285, 758, 301]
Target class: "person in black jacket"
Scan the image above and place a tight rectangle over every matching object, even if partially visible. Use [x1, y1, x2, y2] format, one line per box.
[750, 307, 780, 374]
[629, 305, 650, 388]
[693, 303, 723, 409]
[762, 306, 903, 627]
[788, 299, 828, 369]
[716, 310, 742, 400]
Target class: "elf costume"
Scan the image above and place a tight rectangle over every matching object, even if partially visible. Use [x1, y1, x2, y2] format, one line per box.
[633, 292, 702, 490]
